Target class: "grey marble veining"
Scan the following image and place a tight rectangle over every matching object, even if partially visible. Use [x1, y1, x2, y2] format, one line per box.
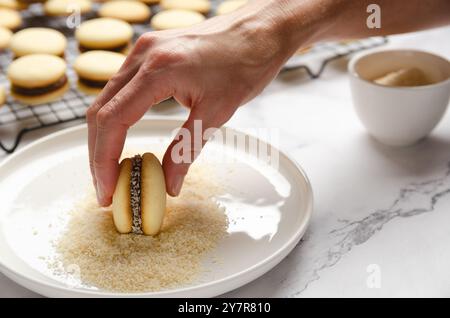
[292, 162, 450, 296]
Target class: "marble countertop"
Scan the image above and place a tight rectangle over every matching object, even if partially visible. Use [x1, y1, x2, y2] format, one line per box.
[1, 26, 449, 298]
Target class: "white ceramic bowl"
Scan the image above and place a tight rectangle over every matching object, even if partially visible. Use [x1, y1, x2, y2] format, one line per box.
[349, 49, 450, 146]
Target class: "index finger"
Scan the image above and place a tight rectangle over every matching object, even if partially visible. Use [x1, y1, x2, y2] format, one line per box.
[86, 46, 146, 188]
[93, 70, 172, 206]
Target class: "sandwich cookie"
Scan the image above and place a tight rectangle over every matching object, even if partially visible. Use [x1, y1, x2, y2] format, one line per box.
[0, 8, 22, 30]
[76, 18, 133, 53]
[8, 54, 69, 105]
[0, 26, 12, 50]
[99, 0, 151, 24]
[44, 0, 92, 16]
[0, 0, 28, 10]
[10, 28, 67, 58]
[216, 0, 247, 15]
[18, 0, 45, 4]
[140, 0, 159, 4]
[113, 153, 167, 236]
[160, 0, 210, 14]
[0, 86, 6, 107]
[74, 50, 126, 95]
[151, 9, 205, 30]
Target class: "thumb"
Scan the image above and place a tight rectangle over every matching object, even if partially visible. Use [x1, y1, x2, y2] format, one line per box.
[162, 112, 217, 196]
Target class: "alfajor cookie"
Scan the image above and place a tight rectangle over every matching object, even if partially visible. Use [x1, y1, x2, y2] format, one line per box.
[112, 153, 166, 236]
[76, 18, 133, 53]
[8, 54, 69, 105]
[0, 0, 28, 10]
[160, 0, 210, 14]
[216, 0, 247, 15]
[18, 0, 45, 4]
[99, 0, 151, 24]
[140, 0, 159, 4]
[151, 9, 205, 30]
[0, 86, 6, 107]
[44, 0, 92, 16]
[10, 28, 67, 58]
[0, 8, 22, 30]
[0, 26, 12, 50]
[74, 50, 126, 95]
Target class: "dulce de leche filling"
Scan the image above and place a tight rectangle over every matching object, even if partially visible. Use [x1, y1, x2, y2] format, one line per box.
[79, 77, 109, 89]
[78, 42, 129, 53]
[130, 155, 143, 234]
[12, 75, 68, 96]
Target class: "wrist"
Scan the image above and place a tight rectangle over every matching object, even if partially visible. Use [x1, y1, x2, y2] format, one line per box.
[246, 0, 348, 56]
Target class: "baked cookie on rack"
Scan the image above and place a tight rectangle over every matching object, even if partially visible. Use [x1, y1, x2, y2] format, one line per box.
[0, 8, 22, 30]
[99, 0, 151, 24]
[216, 0, 247, 15]
[10, 28, 67, 58]
[8, 54, 69, 105]
[0, 0, 28, 10]
[151, 9, 205, 30]
[0, 26, 12, 50]
[0, 86, 6, 107]
[76, 18, 133, 53]
[74, 50, 126, 95]
[44, 0, 92, 16]
[160, 0, 210, 14]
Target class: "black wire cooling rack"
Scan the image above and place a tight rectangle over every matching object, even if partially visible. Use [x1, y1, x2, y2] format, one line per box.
[283, 36, 388, 77]
[0, 3, 387, 154]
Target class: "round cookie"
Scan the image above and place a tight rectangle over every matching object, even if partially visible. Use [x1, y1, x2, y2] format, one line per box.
[0, 26, 12, 50]
[0, 86, 6, 107]
[151, 9, 205, 30]
[99, 0, 151, 24]
[216, 0, 247, 15]
[8, 54, 69, 105]
[74, 50, 126, 95]
[140, 0, 159, 3]
[0, 8, 22, 30]
[44, 0, 92, 16]
[18, 0, 45, 4]
[0, 0, 28, 10]
[112, 158, 133, 234]
[112, 153, 166, 236]
[160, 0, 210, 14]
[76, 18, 133, 52]
[140, 153, 166, 236]
[10, 28, 67, 57]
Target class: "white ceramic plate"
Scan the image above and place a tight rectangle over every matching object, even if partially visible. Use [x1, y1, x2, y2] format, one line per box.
[0, 118, 313, 297]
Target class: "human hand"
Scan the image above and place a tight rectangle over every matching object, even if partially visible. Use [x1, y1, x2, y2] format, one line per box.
[87, 3, 301, 206]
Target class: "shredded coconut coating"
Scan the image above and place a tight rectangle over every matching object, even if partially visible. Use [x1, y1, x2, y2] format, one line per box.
[50, 164, 227, 293]
[130, 155, 143, 234]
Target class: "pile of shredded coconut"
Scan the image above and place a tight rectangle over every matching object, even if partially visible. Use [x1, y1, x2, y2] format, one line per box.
[49, 165, 228, 293]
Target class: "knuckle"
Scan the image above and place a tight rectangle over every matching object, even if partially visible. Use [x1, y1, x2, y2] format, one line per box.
[140, 61, 155, 77]
[150, 48, 186, 69]
[96, 103, 117, 128]
[107, 72, 122, 86]
[86, 104, 100, 123]
[135, 33, 156, 50]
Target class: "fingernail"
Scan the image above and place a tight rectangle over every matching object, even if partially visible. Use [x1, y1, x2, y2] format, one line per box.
[171, 174, 184, 196]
